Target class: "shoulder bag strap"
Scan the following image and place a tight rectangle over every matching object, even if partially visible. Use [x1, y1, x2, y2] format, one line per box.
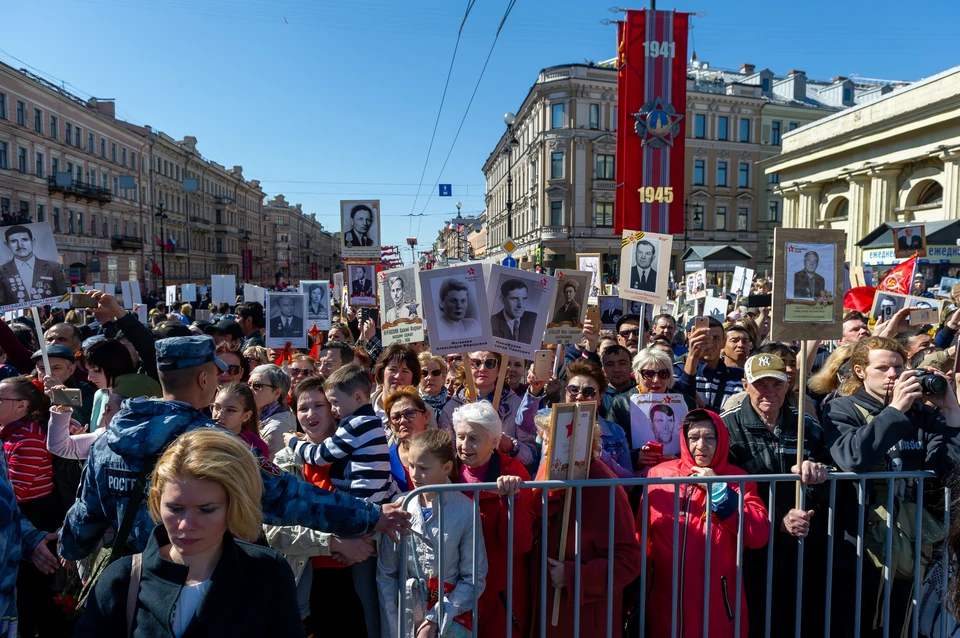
[109, 452, 161, 563]
[126, 553, 142, 636]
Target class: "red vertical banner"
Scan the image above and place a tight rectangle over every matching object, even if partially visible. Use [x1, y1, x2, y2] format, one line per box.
[241, 249, 252, 281]
[311, 262, 318, 279]
[614, 9, 689, 236]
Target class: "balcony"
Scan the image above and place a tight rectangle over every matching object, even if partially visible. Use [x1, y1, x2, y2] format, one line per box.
[110, 235, 143, 251]
[592, 179, 615, 190]
[214, 222, 238, 235]
[190, 215, 213, 231]
[47, 176, 112, 204]
[541, 225, 569, 240]
[213, 195, 235, 205]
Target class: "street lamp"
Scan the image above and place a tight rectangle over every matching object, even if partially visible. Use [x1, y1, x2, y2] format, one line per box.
[155, 196, 168, 291]
[503, 112, 520, 244]
[682, 198, 702, 271]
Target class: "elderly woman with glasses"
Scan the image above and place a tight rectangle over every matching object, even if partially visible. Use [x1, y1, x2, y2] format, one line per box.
[438, 350, 538, 474]
[383, 385, 432, 492]
[216, 342, 249, 388]
[607, 347, 696, 472]
[247, 364, 296, 460]
[417, 352, 449, 418]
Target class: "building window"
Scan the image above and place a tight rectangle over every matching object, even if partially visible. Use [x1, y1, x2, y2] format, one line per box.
[596, 154, 615, 179]
[36, 204, 45, 223]
[550, 152, 564, 179]
[717, 116, 728, 140]
[0, 142, 6, 169]
[551, 103, 565, 129]
[53, 208, 61, 232]
[769, 172, 780, 184]
[715, 206, 727, 230]
[550, 201, 563, 226]
[100, 138, 106, 158]
[737, 207, 749, 231]
[739, 118, 750, 142]
[76, 165, 82, 182]
[35, 152, 44, 178]
[34, 108, 42, 133]
[16, 101, 25, 126]
[717, 161, 728, 187]
[589, 104, 600, 130]
[91, 214, 97, 236]
[216, 238, 223, 253]
[111, 143, 117, 162]
[78, 212, 84, 234]
[102, 219, 108, 236]
[767, 238, 774, 258]
[64, 122, 72, 145]
[613, 106, 617, 131]
[88, 133, 94, 153]
[18, 201, 27, 219]
[51, 158, 58, 176]
[75, 126, 82, 148]
[102, 173, 108, 190]
[113, 176, 119, 196]
[693, 159, 705, 185]
[771, 121, 781, 146]
[761, 77, 771, 92]
[695, 114, 706, 138]
[50, 115, 58, 140]
[692, 205, 704, 229]
[843, 87, 853, 103]
[68, 210, 75, 234]
[789, 122, 798, 131]
[595, 202, 613, 227]
[122, 148, 127, 166]
[131, 152, 137, 171]
[738, 162, 750, 188]
[0, 93, 5, 120]
[769, 200, 780, 222]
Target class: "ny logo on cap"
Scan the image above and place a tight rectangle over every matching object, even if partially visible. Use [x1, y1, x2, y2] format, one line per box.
[757, 355, 771, 367]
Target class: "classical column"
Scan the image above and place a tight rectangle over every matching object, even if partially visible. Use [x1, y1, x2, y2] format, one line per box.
[939, 151, 960, 219]
[780, 187, 800, 228]
[797, 184, 822, 229]
[868, 168, 900, 229]
[846, 174, 872, 265]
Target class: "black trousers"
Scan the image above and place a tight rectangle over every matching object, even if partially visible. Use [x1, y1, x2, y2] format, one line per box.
[309, 564, 368, 638]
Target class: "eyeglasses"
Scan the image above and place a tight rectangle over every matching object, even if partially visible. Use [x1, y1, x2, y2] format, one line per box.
[249, 382, 275, 391]
[470, 358, 498, 370]
[290, 367, 313, 376]
[639, 369, 672, 380]
[446, 355, 463, 363]
[223, 365, 242, 376]
[618, 329, 640, 338]
[0, 396, 21, 402]
[423, 369, 443, 378]
[389, 408, 424, 425]
[244, 356, 259, 362]
[565, 385, 598, 398]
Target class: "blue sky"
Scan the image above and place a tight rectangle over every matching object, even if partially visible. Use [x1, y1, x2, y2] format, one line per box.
[5, 0, 959, 262]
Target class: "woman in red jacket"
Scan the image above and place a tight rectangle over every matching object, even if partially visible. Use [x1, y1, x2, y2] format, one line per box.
[528, 420, 641, 637]
[641, 409, 769, 638]
[453, 400, 536, 638]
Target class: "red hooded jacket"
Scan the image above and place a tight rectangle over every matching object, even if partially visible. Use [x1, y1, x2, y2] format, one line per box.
[640, 409, 769, 638]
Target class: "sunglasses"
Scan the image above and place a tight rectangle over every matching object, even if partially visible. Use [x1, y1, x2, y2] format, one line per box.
[389, 408, 423, 425]
[249, 382, 275, 392]
[470, 358, 498, 370]
[618, 329, 640, 338]
[223, 365, 242, 376]
[423, 369, 443, 378]
[639, 369, 671, 380]
[565, 385, 598, 398]
[290, 367, 313, 376]
[446, 355, 463, 363]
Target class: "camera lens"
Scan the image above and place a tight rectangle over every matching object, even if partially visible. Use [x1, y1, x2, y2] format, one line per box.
[915, 371, 948, 394]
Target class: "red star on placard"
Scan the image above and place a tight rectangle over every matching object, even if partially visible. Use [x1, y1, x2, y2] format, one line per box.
[565, 419, 574, 438]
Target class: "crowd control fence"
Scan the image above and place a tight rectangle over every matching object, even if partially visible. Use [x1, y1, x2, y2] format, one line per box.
[395, 471, 956, 638]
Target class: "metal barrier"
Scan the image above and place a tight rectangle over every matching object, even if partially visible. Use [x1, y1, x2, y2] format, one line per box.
[393, 471, 953, 638]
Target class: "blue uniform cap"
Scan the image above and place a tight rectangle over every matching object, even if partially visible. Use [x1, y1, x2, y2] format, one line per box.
[32, 344, 75, 362]
[155, 335, 227, 372]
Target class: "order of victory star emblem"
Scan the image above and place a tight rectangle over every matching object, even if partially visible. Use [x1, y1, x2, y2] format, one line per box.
[633, 97, 684, 148]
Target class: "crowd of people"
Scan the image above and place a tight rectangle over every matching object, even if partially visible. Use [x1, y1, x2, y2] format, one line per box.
[0, 277, 959, 637]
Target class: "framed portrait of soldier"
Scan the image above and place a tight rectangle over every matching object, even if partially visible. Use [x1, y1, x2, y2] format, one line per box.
[265, 292, 308, 349]
[575, 253, 602, 304]
[771, 228, 844, 341]
[599, 295, 623, 331]
[347, 263, 377, 308]
[892, 225, 926, 259]
[870, 291, 907, 323]
[486, 265, 556, 358]
[418, 264, 492, 356]
[378, 265, 424, 346]
[619, 230, 672, 304]
[628, 393, 688, 455]
[340, 200, 381, 260]
[545, 269, 591, 344]
[299, 280, 331, 331]
[0, 222, 68, 312]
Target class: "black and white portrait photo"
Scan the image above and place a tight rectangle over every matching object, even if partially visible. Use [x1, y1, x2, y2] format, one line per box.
[418, 264, 492, 355]
[378, 265, 424, 346]
[576, 253, 602, 303]
[0, 223, 68, 311]
[299, 280, 331, 331]
[340, 199, 381, 260]
[619, 230, 672, 304]
[599, 296, 624, 330]
[871, 292, 907, 323]
[348, 263, 377, 307]
[551, 271, 590, 325]
[785, 243, 835, 303]
[487, 265, 555, 357]
[265, 292, 308, 348]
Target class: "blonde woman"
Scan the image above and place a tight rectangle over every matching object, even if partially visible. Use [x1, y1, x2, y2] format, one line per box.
[74, 428, 302, 636]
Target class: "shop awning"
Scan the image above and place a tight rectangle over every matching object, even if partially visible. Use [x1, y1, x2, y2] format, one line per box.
[680, 245, 752, 272]
[857, 220, 960, 265]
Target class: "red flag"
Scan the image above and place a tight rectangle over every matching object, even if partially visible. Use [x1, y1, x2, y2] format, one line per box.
[877, 254, 918, 295]
[151, 263, 162, 276]
[844, 286, 876, 313]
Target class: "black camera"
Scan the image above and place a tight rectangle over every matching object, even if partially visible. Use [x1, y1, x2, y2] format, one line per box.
[914, 370, 948, 395]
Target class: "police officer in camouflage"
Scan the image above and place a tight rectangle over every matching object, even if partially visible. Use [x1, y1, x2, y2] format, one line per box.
[59, 335, 410, 561]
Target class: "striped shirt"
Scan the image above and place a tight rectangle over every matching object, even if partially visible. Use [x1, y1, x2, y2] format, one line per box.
[1, 418, 54, 503]
[288, 403, 395, 503]
[675, 360, 744, 411]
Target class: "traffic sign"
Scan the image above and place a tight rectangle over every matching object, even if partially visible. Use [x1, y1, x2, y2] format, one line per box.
[439, 184, 452, 197]
[502, 256, 517, 268]
[501, 237, 517, 254]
